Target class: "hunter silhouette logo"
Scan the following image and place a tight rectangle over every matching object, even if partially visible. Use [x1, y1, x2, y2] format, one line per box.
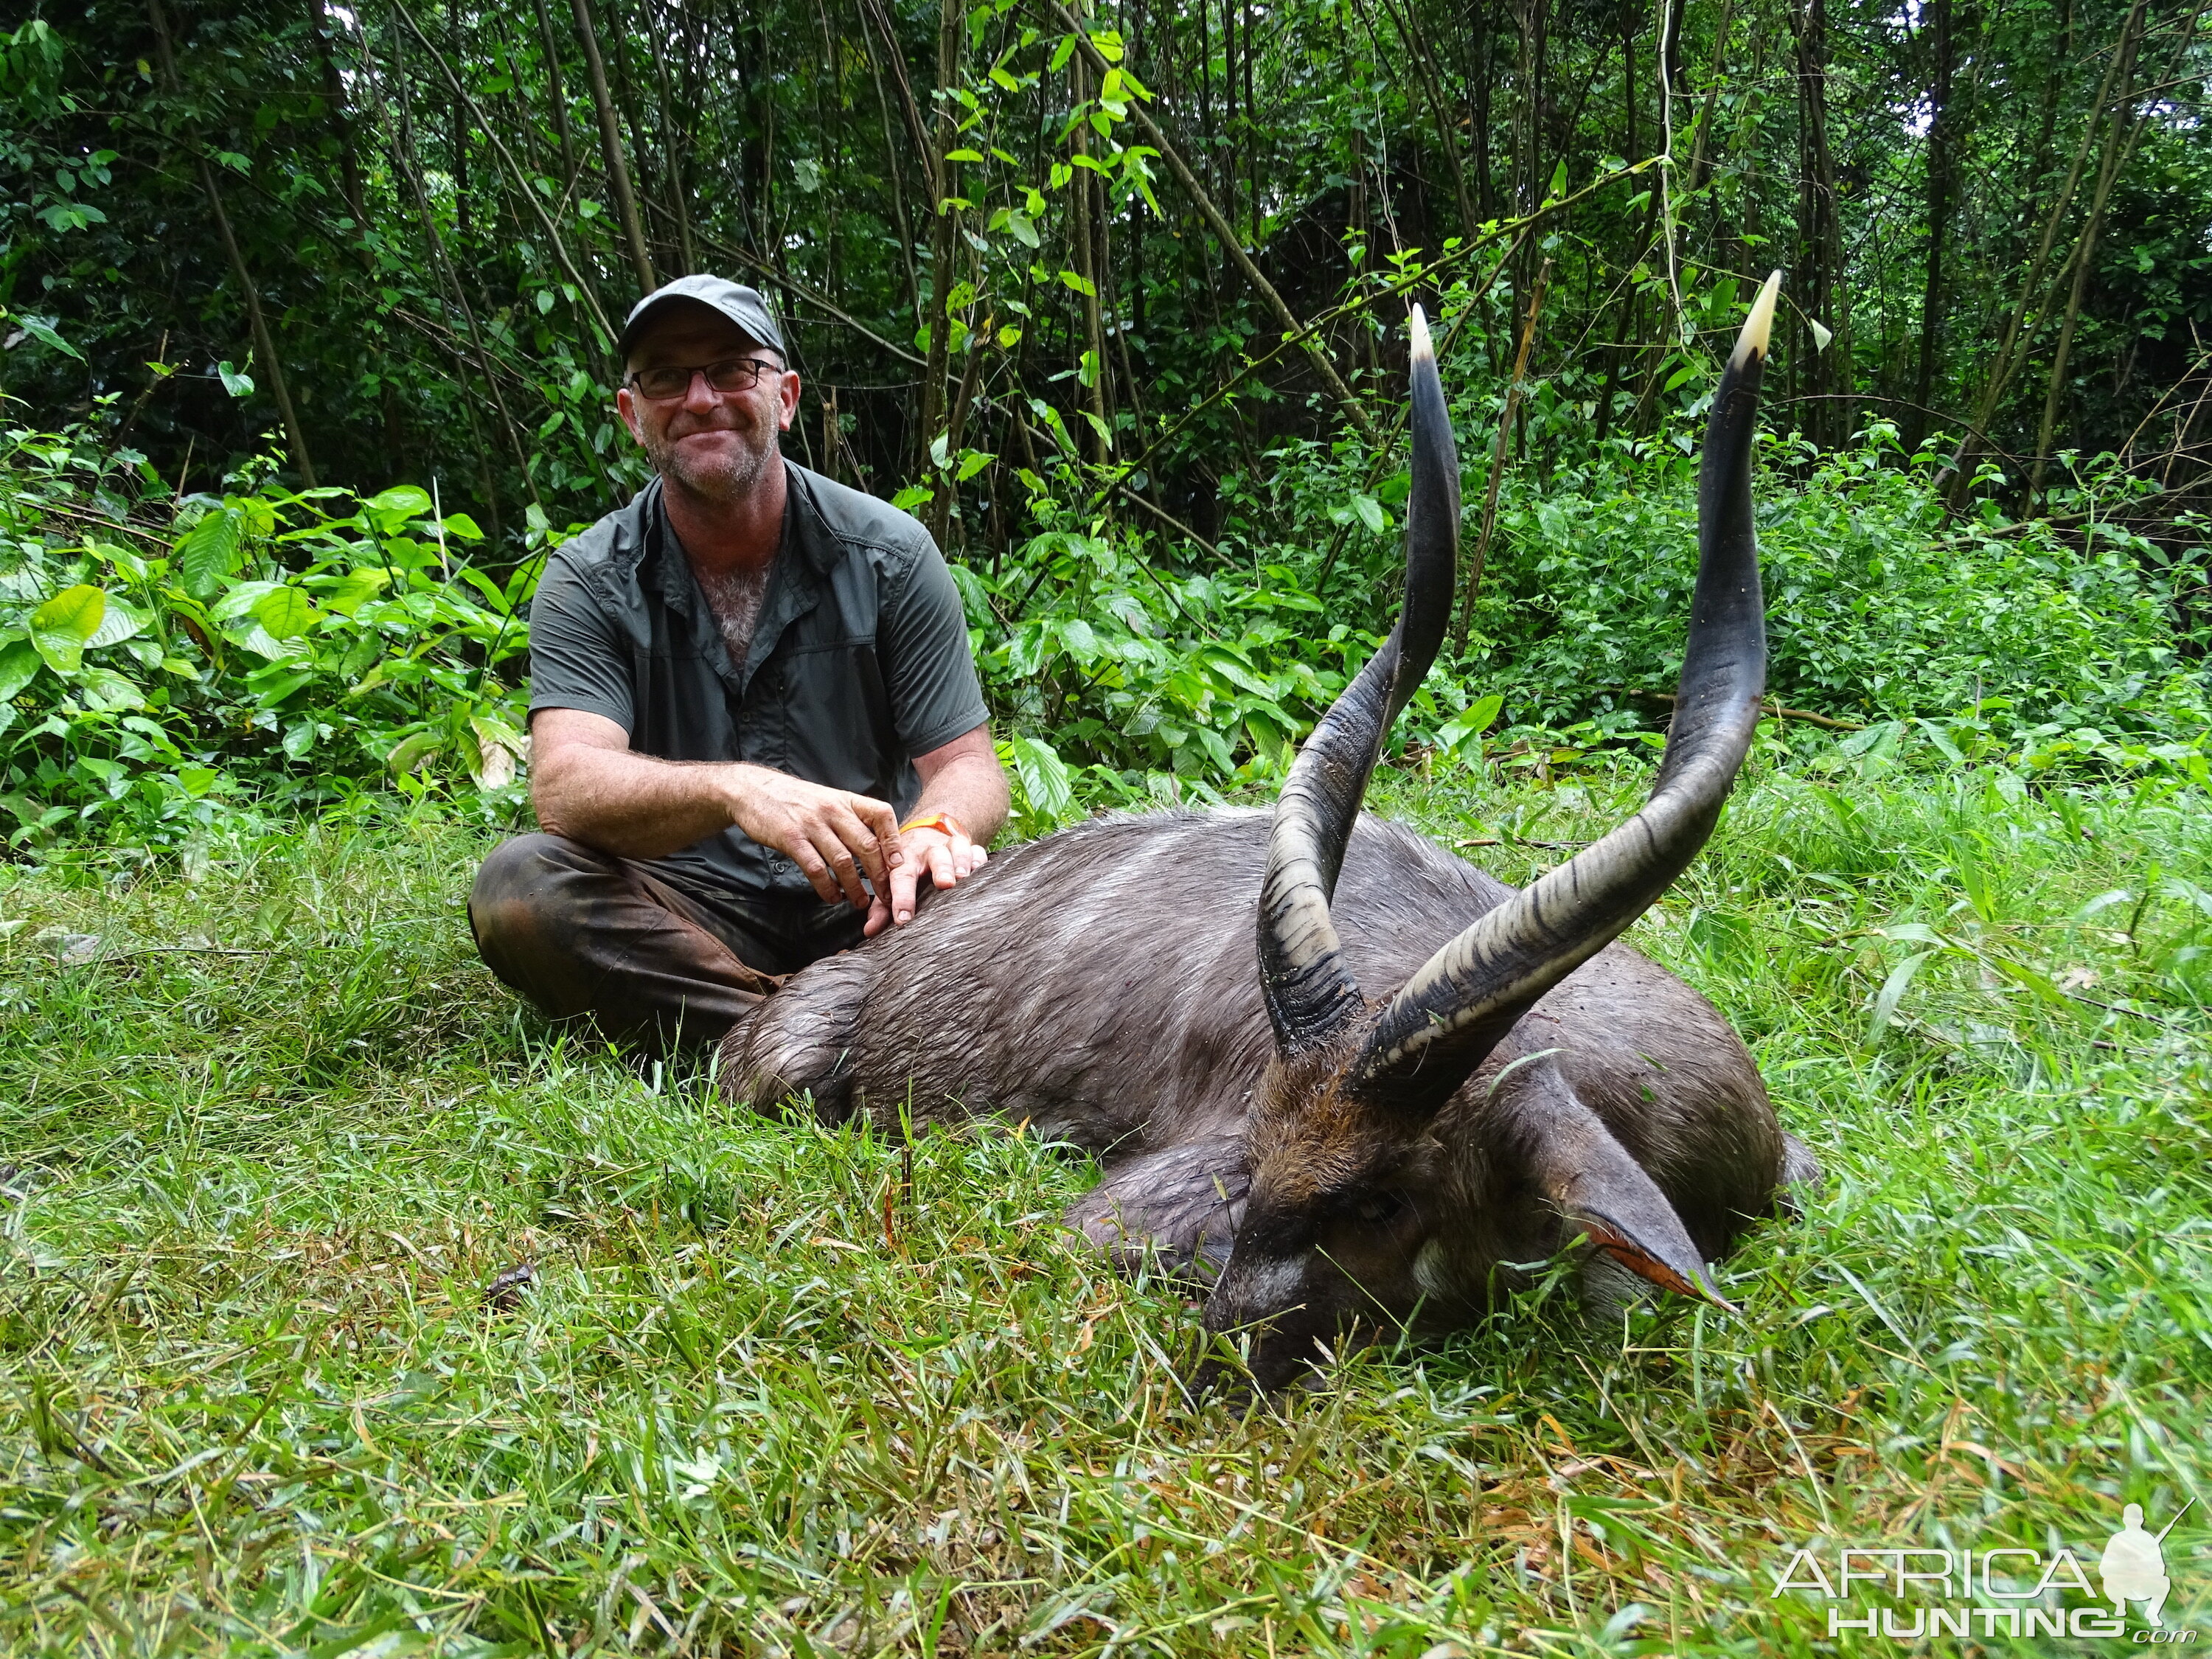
[1770, 1498, 2198, 1643]
[2103, 1500, 2192, 1630]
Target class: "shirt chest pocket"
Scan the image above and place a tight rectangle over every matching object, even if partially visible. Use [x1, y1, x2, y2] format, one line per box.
[771, 639, 894, 796]
[630, 644, 751, 765]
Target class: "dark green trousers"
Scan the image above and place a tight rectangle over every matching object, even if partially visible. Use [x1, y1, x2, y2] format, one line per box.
[467, 832, 867, 1054]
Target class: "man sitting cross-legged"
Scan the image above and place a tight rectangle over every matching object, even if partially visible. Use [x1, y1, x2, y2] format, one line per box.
[470, 276, 1009, 1052]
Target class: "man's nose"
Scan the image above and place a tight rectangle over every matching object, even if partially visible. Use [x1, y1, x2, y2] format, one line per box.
[680, 370, 724, 414]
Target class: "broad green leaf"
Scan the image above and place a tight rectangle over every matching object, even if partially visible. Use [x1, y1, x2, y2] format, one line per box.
[17, 316, 83, 359]
[0, 639, 41, 700]
[234, 623, 297, 661]
[216, 361, 254, 397]
[86, 594, 148, 650]
[1008, 735, 1074, 824]
[212, 580, 285, 623]
[31, 585, 105, 673]
[74, 667, 145, 712]
[370, 486, 434, 517]
[1351, 493, 1387, 536]
[1438, 693, 1506, 757]
[175, 507, 243, 600]
[467, 715, 522, 788]
[386, 731, 444, 775]
[252, 587, 320, 639]
[314, 569, 391, 615]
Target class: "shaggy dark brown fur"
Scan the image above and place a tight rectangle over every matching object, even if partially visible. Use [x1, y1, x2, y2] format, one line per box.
[718, 810, 1811, 1387]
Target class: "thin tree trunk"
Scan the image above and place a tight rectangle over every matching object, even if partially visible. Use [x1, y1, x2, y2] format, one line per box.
[1685, 0, 1733, 192]
[147, 0, 317, 488]
[1467, 0, 1495, 220]
[1051, 1, 1371, 436]
[530, 0, 582, 190]
[1455, 260, 1549, 653]
[918, 0, 963, 477]
[448, 0, 470, 243]
[382, 5, 538, 529]
[1240, 0, 1256, 231]
[1622, 0, 1638, 164]
[1372, 0, 1478, 243]
[1908, 0, 1956, 451]
[1070, 55, 1112, 464]
[569, 0, 657, 292]
[640, 1, 696, 274]
[931, 311, 987, 547]
[2030, 0, 2148, 496]
[1941, 0, 2138, 501]
[856, 0, 921, 317]
[397, 6, 621, 360]
[305, 0, 366, 230]
[1791, 0, 1845, 446]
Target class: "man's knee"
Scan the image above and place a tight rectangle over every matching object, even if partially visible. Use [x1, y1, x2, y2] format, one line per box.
[468, 832, 604, 961]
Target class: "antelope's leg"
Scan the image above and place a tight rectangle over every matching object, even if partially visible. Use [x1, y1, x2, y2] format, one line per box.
[1067, 1135, 1250, 1282]
[1492, 1052, 1734, 1309]
[714, 950, 875, 1124]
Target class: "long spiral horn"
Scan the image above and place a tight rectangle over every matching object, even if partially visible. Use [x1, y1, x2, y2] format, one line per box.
[1257, 307, 1461, 1054]
[1349, 271, 1782, 1116]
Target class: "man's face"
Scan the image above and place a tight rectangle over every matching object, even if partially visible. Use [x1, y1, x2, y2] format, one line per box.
[615, 302, 799, 504]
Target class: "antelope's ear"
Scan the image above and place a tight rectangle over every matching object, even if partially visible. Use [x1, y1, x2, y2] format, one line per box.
[1494, 1051, 1737, 1310]
[1557, 1187, 1735, 1310]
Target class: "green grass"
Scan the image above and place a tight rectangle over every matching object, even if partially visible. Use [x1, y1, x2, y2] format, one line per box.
[1, 751, 2208, 1656]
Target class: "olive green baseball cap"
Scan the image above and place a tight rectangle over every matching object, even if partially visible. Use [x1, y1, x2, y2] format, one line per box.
[617, 275, 785, 361]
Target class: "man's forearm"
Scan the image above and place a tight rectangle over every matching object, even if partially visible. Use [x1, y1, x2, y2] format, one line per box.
[910, 753, 1010, 845]
[534, 746, 739, 859]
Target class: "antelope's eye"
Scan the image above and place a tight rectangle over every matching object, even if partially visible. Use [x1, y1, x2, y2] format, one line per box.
[1352, 1193, 1404, 1225]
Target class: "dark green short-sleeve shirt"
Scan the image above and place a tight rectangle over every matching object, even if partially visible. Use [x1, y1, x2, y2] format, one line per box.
[526, 462, 990, 903]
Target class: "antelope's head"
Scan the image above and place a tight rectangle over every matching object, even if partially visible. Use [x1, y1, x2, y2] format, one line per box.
[1206, 282, 1783, 1391]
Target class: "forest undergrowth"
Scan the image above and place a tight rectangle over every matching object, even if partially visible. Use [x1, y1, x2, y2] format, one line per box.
[1, 745, 2207, 1655]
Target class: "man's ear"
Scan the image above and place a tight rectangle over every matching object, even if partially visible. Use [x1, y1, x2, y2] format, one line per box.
[615, 385, 644, 445]
[776, 370, 800, 433]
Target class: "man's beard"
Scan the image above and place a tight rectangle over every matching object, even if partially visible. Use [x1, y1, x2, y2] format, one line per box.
[647, 410, 779, 503]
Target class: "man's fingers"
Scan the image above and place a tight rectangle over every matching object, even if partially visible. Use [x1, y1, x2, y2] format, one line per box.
[888, 852, 923, 925]
[863, 888, 894, 938]
[821, 800, 891, 891]
[788, 840, 842, 906]
[854, 796, 903, 874]
[927, 839, 959, 891]
[809, 821, 869, 909]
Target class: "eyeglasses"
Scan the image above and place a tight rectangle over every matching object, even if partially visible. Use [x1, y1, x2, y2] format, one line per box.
[625, 357, 783, 401]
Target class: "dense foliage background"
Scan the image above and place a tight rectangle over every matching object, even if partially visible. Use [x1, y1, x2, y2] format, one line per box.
[1, 0, 2208, 837]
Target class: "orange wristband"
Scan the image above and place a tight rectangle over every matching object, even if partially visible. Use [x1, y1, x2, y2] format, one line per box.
[898, 811, 966, 841]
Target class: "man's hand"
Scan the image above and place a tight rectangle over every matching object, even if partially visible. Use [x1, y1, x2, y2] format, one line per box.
[865, 819, 988, 936]
[722, 765, 904, 911]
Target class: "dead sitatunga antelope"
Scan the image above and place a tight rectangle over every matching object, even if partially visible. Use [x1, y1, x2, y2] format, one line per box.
[721, 276, 1815, 1390]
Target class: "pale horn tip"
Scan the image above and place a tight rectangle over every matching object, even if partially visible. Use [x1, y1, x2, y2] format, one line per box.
[1731, 271, 1784, 369]
[1410, 304, 1434, 363]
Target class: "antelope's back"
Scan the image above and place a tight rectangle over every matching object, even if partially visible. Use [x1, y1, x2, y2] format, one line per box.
[722, 809, 1775, 1197]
